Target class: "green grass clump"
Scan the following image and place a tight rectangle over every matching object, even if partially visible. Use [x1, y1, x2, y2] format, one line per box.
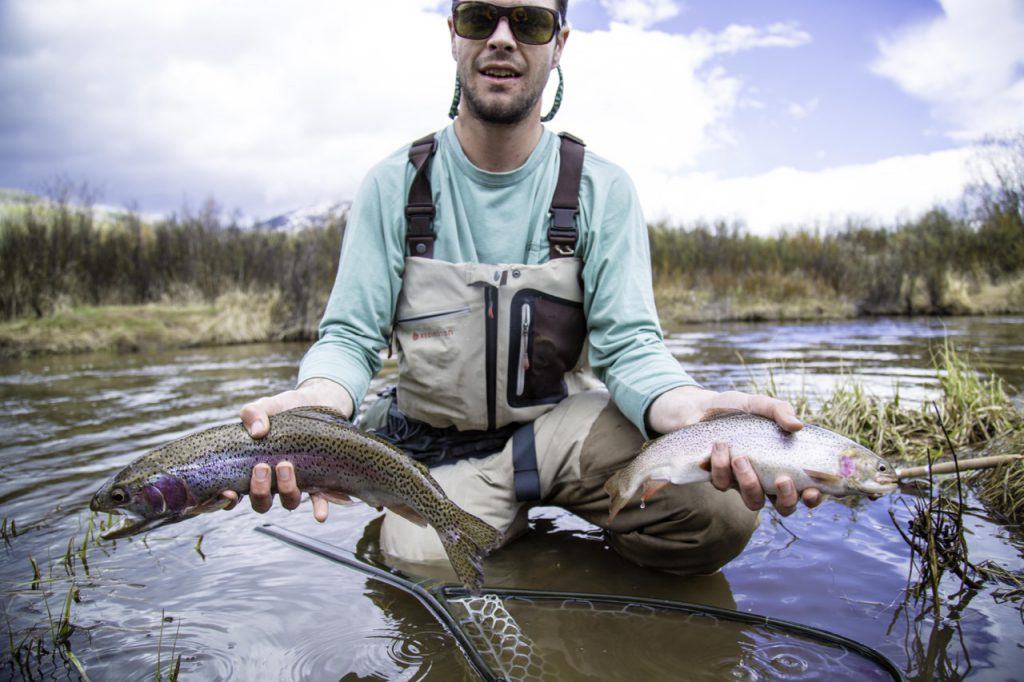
[759, 342, 1024, 519]
[790, 341, 1019, 464]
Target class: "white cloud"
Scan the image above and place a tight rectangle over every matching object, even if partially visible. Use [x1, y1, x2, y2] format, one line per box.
[638, 147, 975, 234]
[0, 0, 455, 213]
[557, 20, 811, 174]
[0, 0, 977, 234]
[787, 97, 819, 119]
[598, 0, 682, 29]
[871, 0, 1024, 140]
[705, 22, 811, 54]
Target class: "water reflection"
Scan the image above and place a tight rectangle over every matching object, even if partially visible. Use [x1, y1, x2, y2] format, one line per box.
[1, 317, 1023, 679]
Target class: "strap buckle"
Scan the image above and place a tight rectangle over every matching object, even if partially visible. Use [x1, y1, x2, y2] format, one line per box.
[405, 204, 435, 220]
[550, 206, 576, 229]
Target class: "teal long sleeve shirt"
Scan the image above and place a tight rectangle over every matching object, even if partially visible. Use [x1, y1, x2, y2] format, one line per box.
[297, 125, 698, 437]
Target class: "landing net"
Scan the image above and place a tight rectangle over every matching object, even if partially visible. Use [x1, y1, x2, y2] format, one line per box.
[256, 524, 905, 682]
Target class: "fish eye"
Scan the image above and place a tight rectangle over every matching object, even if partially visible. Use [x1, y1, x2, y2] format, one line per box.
[878, 464, 887, 471]
[110, 488, 129, 504]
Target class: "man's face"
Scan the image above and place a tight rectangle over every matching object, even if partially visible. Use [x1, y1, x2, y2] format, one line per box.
[448, 1, 569, 125]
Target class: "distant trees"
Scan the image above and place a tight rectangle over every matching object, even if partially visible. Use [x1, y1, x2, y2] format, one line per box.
[0, 194, 345, 335]
[1, 135, 1022, 331]
[648, 135, 1024, 316]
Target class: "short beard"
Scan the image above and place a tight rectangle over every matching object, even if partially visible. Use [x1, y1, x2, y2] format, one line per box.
[461, 72, 545, 126]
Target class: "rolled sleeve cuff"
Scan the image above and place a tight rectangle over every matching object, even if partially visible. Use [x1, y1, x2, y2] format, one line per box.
[296, 345, 372, 411]
[606, 356, 701, 439]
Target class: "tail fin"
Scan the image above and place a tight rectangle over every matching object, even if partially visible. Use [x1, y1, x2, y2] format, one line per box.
[438, 506, 504, 595]
[604, 470, 631, 524]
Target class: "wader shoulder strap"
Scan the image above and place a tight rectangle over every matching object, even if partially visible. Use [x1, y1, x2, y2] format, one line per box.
[406, 132, 438, 258]
[548, 132, 586, 259]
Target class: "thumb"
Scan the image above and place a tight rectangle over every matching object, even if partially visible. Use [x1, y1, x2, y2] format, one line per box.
[239, 403, 270, 438]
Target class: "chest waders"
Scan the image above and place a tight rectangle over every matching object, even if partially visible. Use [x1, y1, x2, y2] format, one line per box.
[374, 131, 594, 502]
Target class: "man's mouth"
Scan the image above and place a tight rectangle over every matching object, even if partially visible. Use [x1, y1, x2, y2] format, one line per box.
[479, 66, 522, 82]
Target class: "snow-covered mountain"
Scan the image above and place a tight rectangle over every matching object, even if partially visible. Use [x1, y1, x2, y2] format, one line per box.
[255, 201, 351, 233]
[1, 187, 351, 233]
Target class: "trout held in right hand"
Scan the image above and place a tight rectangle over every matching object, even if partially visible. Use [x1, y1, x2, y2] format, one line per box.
[604, 410, 899, 522]
[89, 406, 503, 593]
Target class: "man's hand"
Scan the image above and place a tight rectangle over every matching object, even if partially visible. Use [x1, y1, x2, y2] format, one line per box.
[646, 386, 822, 516]
[220, 378, 355, 522]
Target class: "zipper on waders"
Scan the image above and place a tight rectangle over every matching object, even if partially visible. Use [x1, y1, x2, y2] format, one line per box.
[485, 286, 498, 431]
[516, 303, 531, 396]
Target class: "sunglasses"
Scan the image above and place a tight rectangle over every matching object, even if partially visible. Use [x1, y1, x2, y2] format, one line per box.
[452, 2, 562, 46]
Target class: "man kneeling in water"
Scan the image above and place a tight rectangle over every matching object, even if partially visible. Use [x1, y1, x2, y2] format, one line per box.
[223, 0, 822, 575]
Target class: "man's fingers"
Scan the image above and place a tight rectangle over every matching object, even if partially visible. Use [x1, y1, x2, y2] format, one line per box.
[773, 476, 798, 516]
[249, 464, 272, 514]
[221, 490, 240, 511]
[802, 488, 823, 508]
[709, 442, 733, 491]
[276, 462, 301, 510]
[732, 456, 765, 511]
[312, 493, 329, 523]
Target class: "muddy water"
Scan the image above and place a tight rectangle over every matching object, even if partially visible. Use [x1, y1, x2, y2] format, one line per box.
[1, 317, 1022, 680]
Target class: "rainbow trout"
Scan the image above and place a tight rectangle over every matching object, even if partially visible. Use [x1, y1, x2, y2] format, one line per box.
[605, 411, 899, 521]
[90, 406, 503, 592]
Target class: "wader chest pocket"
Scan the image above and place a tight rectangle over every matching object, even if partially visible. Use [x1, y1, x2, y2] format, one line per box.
[394, 301, 483, 428]
[507, 290, 586, 407]
[396, 306, 472, 326]
[395, 305, 475, 372]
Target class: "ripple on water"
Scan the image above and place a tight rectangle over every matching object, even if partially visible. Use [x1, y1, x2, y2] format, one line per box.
[283, 626, 452, 679]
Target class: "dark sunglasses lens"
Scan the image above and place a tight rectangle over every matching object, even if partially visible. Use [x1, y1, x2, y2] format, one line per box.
[454, 4, 498, 40]
[509, 7, 557, 44]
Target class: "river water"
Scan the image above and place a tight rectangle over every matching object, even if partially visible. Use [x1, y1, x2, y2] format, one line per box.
[1, 316, 1022, 680]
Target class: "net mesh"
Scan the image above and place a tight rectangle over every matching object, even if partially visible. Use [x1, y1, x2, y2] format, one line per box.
[448, 594, 548, 681]
[447, 594, 897, 682]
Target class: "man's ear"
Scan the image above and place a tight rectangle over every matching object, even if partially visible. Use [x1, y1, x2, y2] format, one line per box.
[552, 25, 570, 68]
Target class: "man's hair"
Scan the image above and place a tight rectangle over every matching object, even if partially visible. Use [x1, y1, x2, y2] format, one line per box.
[452, 1, 570, 22]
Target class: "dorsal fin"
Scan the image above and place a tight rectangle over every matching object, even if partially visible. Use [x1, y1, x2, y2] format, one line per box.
[278, 406, 354, 427]
[699, 408, 747, 423]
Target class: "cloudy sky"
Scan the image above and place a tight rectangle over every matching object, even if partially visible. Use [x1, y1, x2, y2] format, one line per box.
[0, 0, 1021, 232]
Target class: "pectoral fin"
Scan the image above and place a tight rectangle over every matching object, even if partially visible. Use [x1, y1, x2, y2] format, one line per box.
[189, 496, 233, 517]
[318, 491, 355, 506]
[803, 468, 842, 484]
[387, 503, 428, 527]
[641, 479, 670, 501]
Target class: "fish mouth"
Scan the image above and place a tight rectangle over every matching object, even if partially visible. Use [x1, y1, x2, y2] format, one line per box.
[867, 482, 899, 500]
[100, 511, 171, 540]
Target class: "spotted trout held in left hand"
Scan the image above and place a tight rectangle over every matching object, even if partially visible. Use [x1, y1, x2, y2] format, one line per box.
[604, 410, 899, 522]
[90, 406, 503, 592]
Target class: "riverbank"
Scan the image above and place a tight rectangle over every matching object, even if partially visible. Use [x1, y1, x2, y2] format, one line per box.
[654, 272, 1024, 326]
[0, 292, 280, 358]
[3, 283, 1024, 358]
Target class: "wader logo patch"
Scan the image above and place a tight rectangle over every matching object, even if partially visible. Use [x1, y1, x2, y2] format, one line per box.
[412, 328, 455, 341]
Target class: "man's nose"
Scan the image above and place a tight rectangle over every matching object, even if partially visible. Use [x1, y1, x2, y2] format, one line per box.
[487, 17, 517, 50]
